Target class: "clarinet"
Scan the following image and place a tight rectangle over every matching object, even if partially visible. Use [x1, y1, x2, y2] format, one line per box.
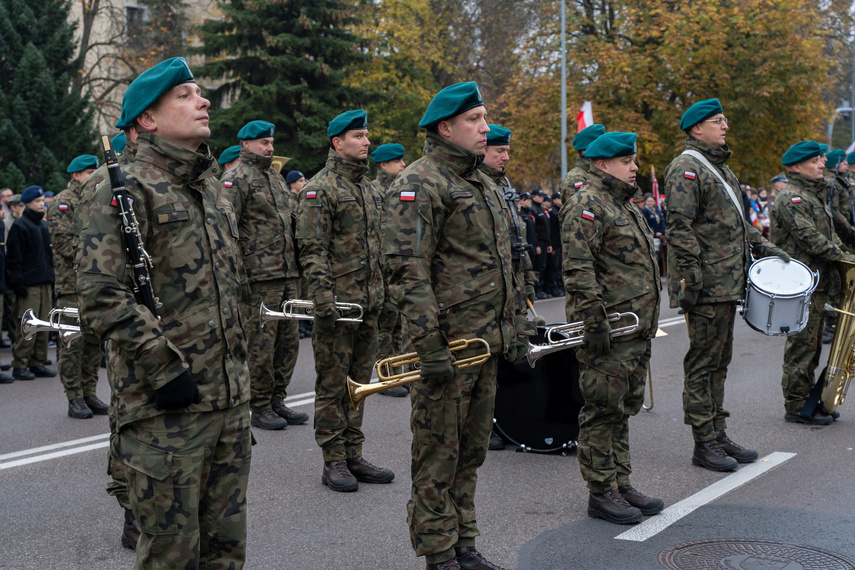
[100, 136, 161, 316]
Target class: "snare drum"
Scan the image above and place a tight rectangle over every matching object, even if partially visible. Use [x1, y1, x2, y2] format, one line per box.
[742, 257, 818, 336]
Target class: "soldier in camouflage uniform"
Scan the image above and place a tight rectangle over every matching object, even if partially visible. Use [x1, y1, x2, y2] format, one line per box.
[771, 141, 855, 425]
[558, 123, 606, 215]
[48, 154, 107, 420]
[665, 99, 789, 472]
[223, 120, 308, 431]
[77, 57, 252, 568]
[384, 82, 530, 570]
[563, 132, 663, 525]
[295, 109, 395, 493]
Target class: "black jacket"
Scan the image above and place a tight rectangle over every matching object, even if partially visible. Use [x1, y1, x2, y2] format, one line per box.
[6, 208, 54, 290]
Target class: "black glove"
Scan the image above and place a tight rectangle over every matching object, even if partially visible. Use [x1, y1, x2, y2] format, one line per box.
[419, 356, 456, 382]
[154, 371, 201, 410]
[583, 329, 611, 356]
[415, 330, 456, 382]
[14, 286, 27, 299]
[775, 251, 791, 263]
[504, 339, 529, 363]
[313, 304, 338, 335]
[678, 288, 699, 312]
[378, 301, 398, 332]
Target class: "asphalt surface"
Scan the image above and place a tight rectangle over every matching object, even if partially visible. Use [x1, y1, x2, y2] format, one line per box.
[1, 292, 854, 569]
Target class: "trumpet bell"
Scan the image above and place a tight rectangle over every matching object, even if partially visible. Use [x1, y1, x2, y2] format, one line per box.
[21, 307, 82, 346]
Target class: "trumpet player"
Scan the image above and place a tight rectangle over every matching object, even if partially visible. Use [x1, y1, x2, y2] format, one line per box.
[295, 109, 395, 493]
[384, 82, 528, 570]
[562, 132, 663, 524]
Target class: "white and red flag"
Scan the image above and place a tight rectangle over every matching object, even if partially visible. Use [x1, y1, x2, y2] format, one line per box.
[576, 101, 593, 132]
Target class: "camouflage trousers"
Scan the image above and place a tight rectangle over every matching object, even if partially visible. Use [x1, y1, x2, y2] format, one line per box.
[56, 294, 101, 400]
[377, 309, 408, 364]
[408, 352, 497, 563]
[576, 340, 650, 494]
[244, 278, 299, 413]
[683, 302, 735, 442]
[312, 311, 379, 461]
[12, 283, 51, 369]
[105, 341, 131, 512]
[116, 404, 252, 570]
[782, 291, 827, 414]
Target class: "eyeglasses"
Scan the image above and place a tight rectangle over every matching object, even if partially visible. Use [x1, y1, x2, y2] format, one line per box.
[704, 117, 728, 126]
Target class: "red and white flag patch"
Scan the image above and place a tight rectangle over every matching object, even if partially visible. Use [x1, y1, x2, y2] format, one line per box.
[110, 198, 118, 207]
[574, 181, 584, 189]
[306, 190, 317, 199]
[684, 171, 696, 180]
[58, 204, 68, 211]
[791, 197, 802, 203]
[223, 181, 233, 188]
[400, 191, 416, 201]
[581, 210, 595, 221]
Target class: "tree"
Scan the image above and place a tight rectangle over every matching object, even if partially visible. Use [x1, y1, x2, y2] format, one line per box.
[194, 0, 371, 175]
[0, 0, 97, 191]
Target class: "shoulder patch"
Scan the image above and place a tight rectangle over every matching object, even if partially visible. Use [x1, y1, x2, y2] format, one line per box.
[306, 190, 317, 199]
[223, 181, 233, 188]
[684, 171, 696, 180]
[574, 181, 584, 188]
[58, 203, 69, 211]
[791, 196, 802, 203]
[581, 210, 595, 221]
[400, 191, 416, 201]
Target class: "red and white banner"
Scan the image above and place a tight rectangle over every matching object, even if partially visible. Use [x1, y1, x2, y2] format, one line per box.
[576, 101, 593, 132]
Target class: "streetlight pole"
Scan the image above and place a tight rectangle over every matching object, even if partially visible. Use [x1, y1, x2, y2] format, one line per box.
[560, 0, 567, 179]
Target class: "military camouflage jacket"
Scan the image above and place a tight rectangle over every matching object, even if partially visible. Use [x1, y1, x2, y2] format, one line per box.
[823, 173, 855, 249]
[382, 133, 519, 356]
[48, 179, 83, 296]
[664, 137, 781, 307]
[375, 169, 397, 193]
[771, 173, 851, 294]
[77, 132, 249, 430]
[559, 155, 591, 208]
[224, 148, 299, 283]
[295, 149, 384, 314]
[562, 166, 660, 340]
[73, 139, 139, 240]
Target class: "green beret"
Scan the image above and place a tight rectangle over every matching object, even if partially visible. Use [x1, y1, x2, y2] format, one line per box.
[237, 120, 275, 140]
[584, 132, 637, 159]
[66, 154, 99, 173]
[371, 143, 405, 163]
[419, 82, 484, 130]
[680, 98, 723, 131]
[782, 141, 822, 166]
[572, 124, 606, 151]
[486, 124, 512, 146]
[848, 152, 855, 165]
[115, 57, 196, 129]
[218, 145, 241, 166]
[111, 132, 127, 154]
[328, 109, 368, 138]
[826, 149, 846, 169]
[819, 143, 828, 156]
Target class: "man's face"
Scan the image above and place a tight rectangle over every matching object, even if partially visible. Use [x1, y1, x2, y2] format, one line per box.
[838, 162, 849, 174]
[439, 106, 490, 155]
[774, 180, 787, 192]
[71, 169, 96, 184]
[141, 82, 211, 151]
[244, 137, 274, 158]
[532, 194, 543, 205]
[290, 177, 307, 193]
[11, 204, 23, 217]
[553, 197, 562, 208]
[645, 197, 656, 209]
[791, 156, 825, 180]
[380, 158, 406, 177]
[25, 197, 45, 213]
[692, 113, 728, 147]
[0, 189, 12, 204]
[599, 154, 639, 185]
[483, 144, 510, 171]
[520, 197, 531, 209]
[334, 129, 370, 163]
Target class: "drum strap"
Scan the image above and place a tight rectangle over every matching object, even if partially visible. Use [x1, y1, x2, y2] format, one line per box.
[682, 150, 744, 217]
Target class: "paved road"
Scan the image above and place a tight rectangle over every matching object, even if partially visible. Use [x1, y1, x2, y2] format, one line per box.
[1, 295, 853, 569]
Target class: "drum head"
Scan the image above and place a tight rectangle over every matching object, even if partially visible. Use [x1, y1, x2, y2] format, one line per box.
[748, 257, 813, 296]
[494, 325, 583, 453]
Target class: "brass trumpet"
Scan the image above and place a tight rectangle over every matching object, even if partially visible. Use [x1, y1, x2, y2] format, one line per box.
[347, 338, 492, 410]
[259, 299, 364, 328]
[21, 307, 82, 347]
[524, 311, 640, 368]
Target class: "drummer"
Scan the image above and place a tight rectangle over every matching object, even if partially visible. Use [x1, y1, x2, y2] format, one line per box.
[770, 141, 855, 425]
[562, 132, 663, 524]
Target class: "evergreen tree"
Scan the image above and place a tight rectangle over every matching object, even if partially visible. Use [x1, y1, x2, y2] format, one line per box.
[194, 0, 371, 175]
[0, 0, 97, 192]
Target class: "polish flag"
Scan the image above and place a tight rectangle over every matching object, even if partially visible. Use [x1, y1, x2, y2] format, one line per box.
[576, 102, 593, 132]
[846, 140, 855, 154]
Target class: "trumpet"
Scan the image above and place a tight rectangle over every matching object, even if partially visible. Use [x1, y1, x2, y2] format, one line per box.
[525, 312, 640, 368]
[347, 338, 492, 410]
[21, 307, 82, 347]
[259, 299, 364, 328]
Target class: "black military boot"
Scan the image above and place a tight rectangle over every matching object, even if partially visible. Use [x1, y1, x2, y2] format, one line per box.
[426, 559, 461, 570]
[587, 489, 642, 524]
[84, 395, 109, 415]
[488, 430, 505, 451]
[715, 431, 758, 463]
[121, 508, 140, 550]
[618, 485, 665, 516]
[454, 546, 507, 570]
[0, 373, 13, 383]
[68, 399, 94, 419]
[272, 402, 309, 425]
[29, 365, 56, 378]
[250, 409, 287, 430]
[692, 440, 739, 471]
[785, 410, 833, 425]
[322, 460, 358, 492]
[346, 457, 394, 483]
[12, 368, 35, 380]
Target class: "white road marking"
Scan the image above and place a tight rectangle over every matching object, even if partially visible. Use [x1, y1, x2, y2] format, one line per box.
[615, 451, 797, 542]
[0, 391, 318, 470]
[657, 316, 688, 328]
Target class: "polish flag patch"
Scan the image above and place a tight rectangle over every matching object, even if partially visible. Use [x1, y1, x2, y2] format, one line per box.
[400, 191, 416, 201]
[58, 204, 69, 211]
[791, 197, 802, 203]
[574, 181, 583, 188]
[306, 190, 317, 199]
[684, 171, 696, 180]
[581, 210, 595, 221]
[223, 181, 233, 188]
[110, 198, 118, 207]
